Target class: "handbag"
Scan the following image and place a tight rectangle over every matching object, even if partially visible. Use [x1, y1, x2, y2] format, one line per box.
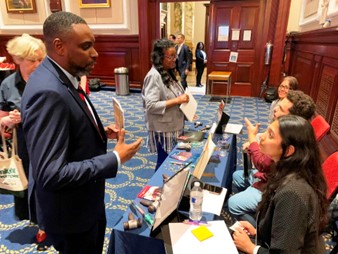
[0, 127, 28, 196]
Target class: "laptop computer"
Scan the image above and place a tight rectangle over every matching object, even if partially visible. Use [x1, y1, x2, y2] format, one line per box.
[215, 111, 230, 134]
[150, 162, 191, 237]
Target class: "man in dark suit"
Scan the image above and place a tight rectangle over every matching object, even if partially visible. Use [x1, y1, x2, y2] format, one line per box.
[175, 33, 192, 90]
[21, 12, 142, 254]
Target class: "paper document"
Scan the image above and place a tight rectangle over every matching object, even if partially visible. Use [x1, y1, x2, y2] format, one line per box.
[112, 97, 125, 128]
[169, 220, 238, 254]
[224, 123, 243, 134]
[202, 188, 227, 216]
[192, 134, 216, 179]
[180, 88, 197, 122]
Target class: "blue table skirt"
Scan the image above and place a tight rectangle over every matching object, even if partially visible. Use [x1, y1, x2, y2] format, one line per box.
[108, 134, 237, 254]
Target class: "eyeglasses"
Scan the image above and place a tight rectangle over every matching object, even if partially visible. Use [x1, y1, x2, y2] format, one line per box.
[279, 84, 290, 90]
[164, 55, 177, 61]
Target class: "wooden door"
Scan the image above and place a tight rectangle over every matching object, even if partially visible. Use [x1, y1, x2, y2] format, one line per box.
[208, 0, 265, 96]
[138, 0, 290, 96]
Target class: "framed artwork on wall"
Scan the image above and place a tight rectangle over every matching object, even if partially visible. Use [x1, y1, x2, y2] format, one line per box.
[5, 0, 37, 14]
[328, 0, 338, 17]
[79, 0, 110, 8]
[299, 0, 321, 26]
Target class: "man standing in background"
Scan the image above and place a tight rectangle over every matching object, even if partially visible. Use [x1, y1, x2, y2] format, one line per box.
[175, 33, 192, 90]
[168, 34, 176, 43]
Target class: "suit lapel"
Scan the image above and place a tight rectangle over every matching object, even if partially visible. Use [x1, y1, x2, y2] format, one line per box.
[46, 59, 106, 141]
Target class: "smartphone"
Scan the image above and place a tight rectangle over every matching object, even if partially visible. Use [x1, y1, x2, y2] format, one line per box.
[202, 183, 223, 194]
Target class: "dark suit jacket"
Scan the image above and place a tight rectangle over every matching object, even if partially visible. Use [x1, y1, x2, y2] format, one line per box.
[257, 176, 325, 254]
[21, 58, 118, 234]
[176, 44, 191, 73]
[195, 49, 206, 70]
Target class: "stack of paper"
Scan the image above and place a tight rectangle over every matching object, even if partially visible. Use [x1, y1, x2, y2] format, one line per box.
[112, 97, 125, 128]
[169, 220, 238, 254]
[224, 123, 243, 134]
[179, 88, 197, 122]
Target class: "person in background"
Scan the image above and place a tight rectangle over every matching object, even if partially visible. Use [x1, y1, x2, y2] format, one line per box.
[228, 90, 316, 225]
[21, 12, 142, 254]
[168, 34, 176, 43]
[233, 115, 328, 253]
[268, 76, 298, 122]
[0, 33, 48, 251]
[195, 41, 207, 87]
[175, 33, 192, 90]
[142, 39, 189, 171]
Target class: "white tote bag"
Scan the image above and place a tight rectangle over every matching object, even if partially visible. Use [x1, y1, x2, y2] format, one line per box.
[0, 128, 28, 192]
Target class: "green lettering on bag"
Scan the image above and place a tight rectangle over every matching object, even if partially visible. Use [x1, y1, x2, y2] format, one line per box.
[0, 168, 17, 175]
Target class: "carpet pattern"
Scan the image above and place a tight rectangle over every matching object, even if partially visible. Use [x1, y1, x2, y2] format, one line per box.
[0, 91, 335, 253]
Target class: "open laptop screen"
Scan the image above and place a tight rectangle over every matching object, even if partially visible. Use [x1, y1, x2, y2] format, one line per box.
[151, 165, 191, 232]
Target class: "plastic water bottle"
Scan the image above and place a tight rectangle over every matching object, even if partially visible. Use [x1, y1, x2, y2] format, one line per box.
[189, 181, 203, 221]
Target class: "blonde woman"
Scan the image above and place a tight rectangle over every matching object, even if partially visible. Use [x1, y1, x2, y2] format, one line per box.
[0, 33, 47, 251]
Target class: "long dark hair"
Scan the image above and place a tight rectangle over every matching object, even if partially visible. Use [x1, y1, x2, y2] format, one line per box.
[195, 41, 204, 55]
[151, 39, 177, 87]
[258, 115, 328, 231]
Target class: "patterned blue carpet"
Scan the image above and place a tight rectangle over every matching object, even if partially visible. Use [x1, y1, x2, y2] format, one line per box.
[0, 91, 335, 253]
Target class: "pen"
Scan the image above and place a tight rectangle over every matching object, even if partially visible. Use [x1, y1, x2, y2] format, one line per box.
[131, 201, 154, 226]
[170, 161, 186, 165]
[183, 219, 210, 226]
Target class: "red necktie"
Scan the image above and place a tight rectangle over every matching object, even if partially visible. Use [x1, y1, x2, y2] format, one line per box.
[77, 86, 103, 139]
[77, 86, 87, 102]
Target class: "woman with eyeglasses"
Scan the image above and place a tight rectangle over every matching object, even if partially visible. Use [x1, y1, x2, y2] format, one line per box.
[268, 76, 298, 122]
[0, 34, 48, 251]
[233, 115, 328, 253]
[142, 39, 189, 171]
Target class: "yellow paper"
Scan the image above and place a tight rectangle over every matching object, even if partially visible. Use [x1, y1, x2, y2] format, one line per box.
[191, 226, 214, 242]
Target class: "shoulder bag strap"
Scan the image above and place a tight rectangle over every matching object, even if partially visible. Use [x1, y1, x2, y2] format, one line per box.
[0, 127, 9, 159]
[11, 127, 18, 158]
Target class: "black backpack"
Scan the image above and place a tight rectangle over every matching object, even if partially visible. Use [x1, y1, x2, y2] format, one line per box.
[264, 87, 278, 103]
[88, 78, 105, 91]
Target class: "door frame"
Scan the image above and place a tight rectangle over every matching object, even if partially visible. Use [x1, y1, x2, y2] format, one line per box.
[138, 0, 291, 96]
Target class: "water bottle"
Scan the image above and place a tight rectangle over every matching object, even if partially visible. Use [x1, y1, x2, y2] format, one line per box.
[189, 181, 203, 221]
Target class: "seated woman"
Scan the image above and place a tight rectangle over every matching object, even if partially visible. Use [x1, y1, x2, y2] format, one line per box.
[233, 115, 328, 253]
[268, 76, 298, 123]
[227, 90, 316, 225]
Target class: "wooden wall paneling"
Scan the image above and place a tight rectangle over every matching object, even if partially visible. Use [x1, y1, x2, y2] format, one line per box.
[254, 0, 274, 95]
[90, 35, 140, 88]
[268, 0, 291, 86]
[331, 101, 338, 142]
[316, 64, 337, 120]
[291, 51, 315, 95]
[309, 55, 322, 100]
[138, 0, 158, 87]
[286, 27, 338, 159]
[0, 34, 141, 89]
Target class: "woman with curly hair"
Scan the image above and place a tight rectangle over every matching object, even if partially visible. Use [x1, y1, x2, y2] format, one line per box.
[233, 115, 328, 253]
[142, 39, 189, 171]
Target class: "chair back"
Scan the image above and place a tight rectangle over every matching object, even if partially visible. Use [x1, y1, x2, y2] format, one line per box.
[322, 152, 338, 199]
[311, 114, 330, 141]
